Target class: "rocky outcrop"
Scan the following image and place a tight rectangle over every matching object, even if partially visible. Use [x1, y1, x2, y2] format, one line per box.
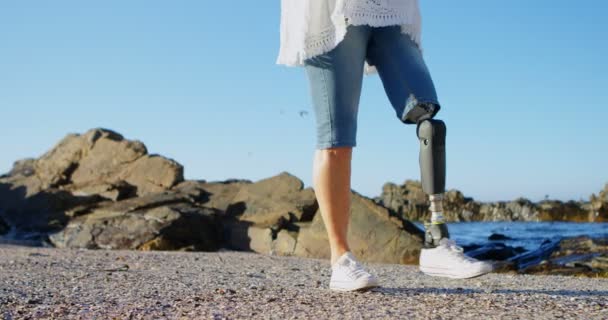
[0, 129, 424, 264]
[0, 129, 184, 233]
[375, 180, 607, 222]
[0, 129, 210, 251]
[1, 127, 604, 268]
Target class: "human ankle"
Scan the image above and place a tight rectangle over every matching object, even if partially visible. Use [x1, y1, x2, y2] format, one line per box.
[331, 247, 350, 265]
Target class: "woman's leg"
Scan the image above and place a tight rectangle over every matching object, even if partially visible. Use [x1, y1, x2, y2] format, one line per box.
[366, 26, 493, 278]
[312, 146, 352, 265]
[303, 25, 371, 266]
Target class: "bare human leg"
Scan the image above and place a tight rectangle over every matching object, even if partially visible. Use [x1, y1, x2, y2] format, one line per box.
[312, 146, 353, 266]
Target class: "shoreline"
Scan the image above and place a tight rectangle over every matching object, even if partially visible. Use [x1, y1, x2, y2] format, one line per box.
[1, 245, 607, 319]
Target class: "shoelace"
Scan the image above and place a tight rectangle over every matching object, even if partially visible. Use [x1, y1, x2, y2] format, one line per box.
[340, 258, 371, 280]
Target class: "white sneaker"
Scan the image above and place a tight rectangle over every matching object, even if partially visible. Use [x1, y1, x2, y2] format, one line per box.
[329, 252, 380, 292]
[419, 238, 493, 279]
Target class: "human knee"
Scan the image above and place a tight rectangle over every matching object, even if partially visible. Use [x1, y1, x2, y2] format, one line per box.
[401, 96, 440, 125]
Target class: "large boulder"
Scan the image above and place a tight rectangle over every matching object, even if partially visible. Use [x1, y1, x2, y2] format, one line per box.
[0, 128, 184, 233]
[292, 191, 424, 264]
[198, 172, 318, 252]
[227, 172, 318, 227]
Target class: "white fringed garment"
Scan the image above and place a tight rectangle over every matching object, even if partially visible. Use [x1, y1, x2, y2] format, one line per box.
[276, 0, 423, 75]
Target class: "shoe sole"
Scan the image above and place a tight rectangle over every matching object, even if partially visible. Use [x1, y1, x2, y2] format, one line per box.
[329, 281, 380, 292]
[419, 266, 492, 279]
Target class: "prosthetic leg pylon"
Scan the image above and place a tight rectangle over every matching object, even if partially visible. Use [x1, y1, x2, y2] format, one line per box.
[413, 109, 449, 248]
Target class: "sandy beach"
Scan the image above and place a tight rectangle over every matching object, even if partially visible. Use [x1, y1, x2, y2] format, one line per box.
[1, 244, 606, 320]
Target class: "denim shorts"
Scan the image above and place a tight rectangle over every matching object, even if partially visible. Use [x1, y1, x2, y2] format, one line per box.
[304, 24, 441, 149]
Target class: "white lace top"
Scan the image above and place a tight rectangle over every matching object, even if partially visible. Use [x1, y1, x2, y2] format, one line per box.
[276, 0, 422, 75]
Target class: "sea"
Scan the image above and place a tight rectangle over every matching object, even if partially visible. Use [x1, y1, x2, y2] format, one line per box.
[414, 221, 608, 250]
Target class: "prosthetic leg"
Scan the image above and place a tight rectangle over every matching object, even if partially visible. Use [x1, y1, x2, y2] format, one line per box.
[418, 119, 449, 248]
[408, 103, 493, 278]
[403, 103, 449, 248]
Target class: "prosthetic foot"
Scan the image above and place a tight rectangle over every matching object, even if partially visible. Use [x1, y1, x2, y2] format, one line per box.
[424, 221, 450, 248]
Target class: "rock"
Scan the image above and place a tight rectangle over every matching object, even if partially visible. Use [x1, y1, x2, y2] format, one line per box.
[68, 131, 148, 188]
[375, 181, 485, 222]
[222, 220, 278, 255]
[443, 190, 479, 221]
[374, 181, 542, 222]
[488, 233, 513, 241]
[478, 198, 541, 222]
[8, 158, 36, 177]
[71, 181, 136, 202]
[505, 198, 540, 221]
[49, 196, 221, 251]
[373, 180, 428, 221]
[465, 243, 525, 261]
[197, 180, 253, 214]
[247, 226, 273, 255]
[294, 191, 424, 264]
[171, 180, 211, 203]
[550, 236, 608, 258]
[222, 220, 253, 251]
[229, 172, 318, 227]
[272, 230, 298, 256]
[196, 173, 319, 254]
[511, 236, 608, 277]
[0, 216, 9, 235]
[508, 239, 561, 270]
[590, 184, 608, 222]
[538, 200, 590, 222]
[117, 155, 184, 196]
[0, 128, 184, 234]
[0, 184, 103, 232]
[590, 256, 608, 270]
[34, 131, 102, 189]
[65, 130, 184, 197]
[139, 237, 177, 251]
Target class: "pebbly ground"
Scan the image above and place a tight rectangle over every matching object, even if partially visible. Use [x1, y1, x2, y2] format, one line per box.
[0, 245, 606, 320]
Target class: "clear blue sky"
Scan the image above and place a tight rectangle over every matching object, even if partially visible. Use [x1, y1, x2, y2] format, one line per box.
[1, 1, 606, 202]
